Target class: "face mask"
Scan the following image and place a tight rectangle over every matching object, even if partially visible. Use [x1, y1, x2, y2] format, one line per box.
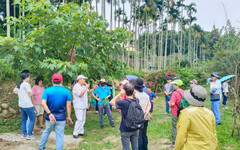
[190, 84, 194, 88]
[101, 83, 105, 87]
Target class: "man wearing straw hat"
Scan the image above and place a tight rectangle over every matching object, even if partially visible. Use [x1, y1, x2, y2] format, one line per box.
[175, 85, 218, 150]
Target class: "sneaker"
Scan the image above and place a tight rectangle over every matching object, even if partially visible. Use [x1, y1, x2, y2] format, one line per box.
[111, 125, 115, 128]
[101, 126, 104, 129]
[73, 135, 78, 139]
[78, 134, 87, 137]
[164, 112, 169, 115]
[21, 135, 27, 139]
[96, 111, 98, 114]
[26, 135, 36, 140]
[167, 144, 175, 149]
[217, 122, 221, 125]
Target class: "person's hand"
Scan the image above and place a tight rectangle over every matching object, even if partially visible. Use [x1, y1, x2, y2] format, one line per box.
[94, 85, 98, 89]
[96, 98, 100, 101]
[85, 83, 90, 88]
[224, 92, 227, 96]
[67, 117, 73, 124]
[120, 89, 126, 96]
[146, 113, 151, 120]
[166, 93, 169, 96]
[49, 114, 56, 123]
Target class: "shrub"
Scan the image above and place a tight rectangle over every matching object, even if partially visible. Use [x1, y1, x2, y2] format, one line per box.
[0, 59, 15, 83]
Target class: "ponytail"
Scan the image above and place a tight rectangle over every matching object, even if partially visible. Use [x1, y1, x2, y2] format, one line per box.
[17, 72, 30, 89]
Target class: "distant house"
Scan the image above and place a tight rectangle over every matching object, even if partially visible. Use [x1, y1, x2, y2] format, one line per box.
[125, 45, 136, 52]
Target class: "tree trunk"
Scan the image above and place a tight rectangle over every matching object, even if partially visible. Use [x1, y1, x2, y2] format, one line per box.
[118, 0, 120, 27]
[188, 25, 192, 65]
[127, 0, 132, 67]
[110, 0, 113, 30]
[14, 0, 16, 38]
[6, 0, 10, 37]
[101, 0, 105, 18]
[164, 22, 169, 69]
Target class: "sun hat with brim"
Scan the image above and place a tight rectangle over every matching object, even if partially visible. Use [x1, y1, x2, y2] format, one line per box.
[171, 79, 183, 86]
[135, 78, 144, 88]
[77, 75, 87, 80]
[211, 72, 220, 78]
[184, 85, 207, 107]
[100, 78, 106, 83]
[190, 79, 198, 84]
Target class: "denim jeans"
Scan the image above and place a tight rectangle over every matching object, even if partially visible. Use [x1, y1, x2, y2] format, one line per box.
[20, 107, 35, 136]
[121, 130, 139, 150]
[222, 92, 228, 106]
[211, 100, 221, 124]
[98, 105, 114, 127]
[165, 96, 171, 113]
[138, 120, 148, 150]
[39, 120, 66, 150]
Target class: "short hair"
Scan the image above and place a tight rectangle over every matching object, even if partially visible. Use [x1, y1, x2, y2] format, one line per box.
[21, 70, 30, 74]
[35, 77, 43, 85]
[53, 81, 61, 84]
[123, 83, 134, 96]
[146, 85, 152, 89]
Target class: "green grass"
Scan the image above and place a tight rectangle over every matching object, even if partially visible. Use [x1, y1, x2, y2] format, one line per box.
[1, 92, 239, 150]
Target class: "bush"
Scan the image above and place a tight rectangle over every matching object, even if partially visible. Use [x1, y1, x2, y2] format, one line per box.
[144, 66, 208, 93]
[0, 59, 15, 83]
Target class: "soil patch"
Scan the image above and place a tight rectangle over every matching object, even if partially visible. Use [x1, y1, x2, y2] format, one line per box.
[0, 131, 82, 150]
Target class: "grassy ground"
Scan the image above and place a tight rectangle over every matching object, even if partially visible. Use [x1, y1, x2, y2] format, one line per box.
[1, 92, 239, 150]
[63, 92, 240, 150]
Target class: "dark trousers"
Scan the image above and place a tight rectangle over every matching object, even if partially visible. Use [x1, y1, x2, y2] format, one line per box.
[138, 120, 148, 150]
[121, 130, 139, 150]
[98, 105, 114, 127]
[222, 92, 228, 106]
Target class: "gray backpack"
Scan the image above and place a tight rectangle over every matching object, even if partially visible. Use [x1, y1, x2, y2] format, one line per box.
[124, 98, 145, 130]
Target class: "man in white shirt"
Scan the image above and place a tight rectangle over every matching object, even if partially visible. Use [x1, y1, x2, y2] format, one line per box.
[222, 79, 230, 109]
[72, 75, 94, 138]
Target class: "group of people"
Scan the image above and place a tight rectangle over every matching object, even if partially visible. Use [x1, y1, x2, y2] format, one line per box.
[13, 70, 230, 150]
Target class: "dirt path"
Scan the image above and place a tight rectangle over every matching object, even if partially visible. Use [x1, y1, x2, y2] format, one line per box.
[0, 131, 82, 150]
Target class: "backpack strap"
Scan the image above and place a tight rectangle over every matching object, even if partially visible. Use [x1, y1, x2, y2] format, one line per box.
[174, 91, 183, 109]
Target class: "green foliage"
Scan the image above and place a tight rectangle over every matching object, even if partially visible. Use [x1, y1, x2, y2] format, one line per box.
[145, 66, 208, 92]
[0, 59, 15, 83]
[0, 1, 131, 84]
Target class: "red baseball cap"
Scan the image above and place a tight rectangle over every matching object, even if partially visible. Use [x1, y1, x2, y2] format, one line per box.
[52, 73, 63, 82]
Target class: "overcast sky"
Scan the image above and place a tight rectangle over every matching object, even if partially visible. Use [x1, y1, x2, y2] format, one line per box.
[92, 0, 240, 31]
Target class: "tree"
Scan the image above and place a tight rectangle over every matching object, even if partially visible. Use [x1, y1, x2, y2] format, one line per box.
[207, 25, 240, 138]
[185, 2, 197, 65]
[1, 0, 131, 82]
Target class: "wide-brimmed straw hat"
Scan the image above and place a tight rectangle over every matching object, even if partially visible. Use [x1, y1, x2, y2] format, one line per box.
[184, 85, 207, 107]
[100, 78, 107, 83]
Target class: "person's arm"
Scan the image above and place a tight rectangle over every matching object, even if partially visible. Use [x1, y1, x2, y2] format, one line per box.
[145, 99, 151, 114]
[169, 94, 176, 107]
[66, 101, 73, 124]
[42, 99, 56, 123]
[175, 113, 189, 150]
[88, 84, 98, 93]
[153, 96, 158, 102]
[109, 90, 125, 106]
[79, 84, 89, 97]
[13, 87, 18, 94]
[91, 89, 100, 101]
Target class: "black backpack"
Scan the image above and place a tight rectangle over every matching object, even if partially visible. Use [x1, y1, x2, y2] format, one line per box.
[124, 98, 145, 130]
[175, 91, 183, 117]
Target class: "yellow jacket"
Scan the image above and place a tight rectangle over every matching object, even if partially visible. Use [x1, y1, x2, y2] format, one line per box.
[175, 106, 219, 150]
